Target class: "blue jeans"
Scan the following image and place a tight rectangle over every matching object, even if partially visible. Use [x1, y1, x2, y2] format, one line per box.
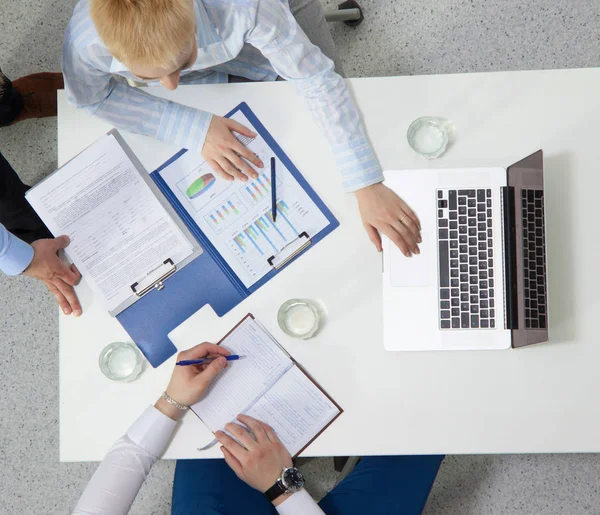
[172, 455, 444, 515]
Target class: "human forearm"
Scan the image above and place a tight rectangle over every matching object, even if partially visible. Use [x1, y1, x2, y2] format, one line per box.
[72, 406, 177, 515]
[248, 0, 384, 192]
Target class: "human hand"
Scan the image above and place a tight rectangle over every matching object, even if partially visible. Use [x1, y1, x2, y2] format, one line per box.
[24, 235, 82, 316]
[355, 182, 422, 257]
[202, 116, 264, 181]
[216, 414, 293, 495]
[155, 343, 231, 421]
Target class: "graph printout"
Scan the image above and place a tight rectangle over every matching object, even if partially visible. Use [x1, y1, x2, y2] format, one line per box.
[157, 110, 329, 288]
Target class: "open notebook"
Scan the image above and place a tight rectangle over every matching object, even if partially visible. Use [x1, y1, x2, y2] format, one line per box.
[192, 314, 342, 457]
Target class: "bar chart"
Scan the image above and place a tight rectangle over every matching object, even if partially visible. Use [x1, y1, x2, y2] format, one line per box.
[203, 194, 246, 234]
[241, 173, 276, 205]
[228, 199, 305, 278]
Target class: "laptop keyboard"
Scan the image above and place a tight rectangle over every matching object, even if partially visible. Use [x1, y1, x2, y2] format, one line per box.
[437, 189, 496, 330]
[521, 189, 548, 329]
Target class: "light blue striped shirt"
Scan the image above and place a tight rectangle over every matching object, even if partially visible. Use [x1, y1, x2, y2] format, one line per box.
[62, 0, 383, 192]
[0, 225, 34, 276]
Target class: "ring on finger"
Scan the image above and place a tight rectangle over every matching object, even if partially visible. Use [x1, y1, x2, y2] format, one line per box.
[400, 214, 409, 225]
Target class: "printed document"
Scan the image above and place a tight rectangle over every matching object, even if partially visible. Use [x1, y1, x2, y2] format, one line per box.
[26, 133, 193, 312]
[157, 110, 330, 288]
[192, 316, 341, 456]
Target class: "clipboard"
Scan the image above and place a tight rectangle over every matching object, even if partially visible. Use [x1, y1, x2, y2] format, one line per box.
[116, 102, 339, 367]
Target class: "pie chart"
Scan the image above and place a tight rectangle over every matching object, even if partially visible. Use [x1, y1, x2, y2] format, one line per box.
[186, 173, 216, 199]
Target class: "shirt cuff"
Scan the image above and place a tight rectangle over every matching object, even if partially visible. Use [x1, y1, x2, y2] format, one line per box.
[0, 232, 34, 276]
[333, 139, 385, 193]
[126, 405, 178, 458]
[276, 489, 324, 514]
[156, 102, 213, 153]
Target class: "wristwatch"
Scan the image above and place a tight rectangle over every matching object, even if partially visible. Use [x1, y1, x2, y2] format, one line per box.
[263, 466, 305, 502]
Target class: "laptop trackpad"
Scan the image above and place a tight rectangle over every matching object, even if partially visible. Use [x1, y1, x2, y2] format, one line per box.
[389, 233, 435, 287]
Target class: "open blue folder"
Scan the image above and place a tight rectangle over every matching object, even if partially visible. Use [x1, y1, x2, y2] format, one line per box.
[116, 102, 339, 367]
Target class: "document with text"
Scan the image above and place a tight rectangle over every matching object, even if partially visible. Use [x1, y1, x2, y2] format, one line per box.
[25, 133, 194, 312]
[192, 315, 342, 457]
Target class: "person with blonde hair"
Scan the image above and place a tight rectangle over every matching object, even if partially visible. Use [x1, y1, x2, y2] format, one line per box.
[62, 0, 422, 257]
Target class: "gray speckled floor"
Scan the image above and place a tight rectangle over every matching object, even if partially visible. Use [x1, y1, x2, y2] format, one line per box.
[1, 1, 599, 513]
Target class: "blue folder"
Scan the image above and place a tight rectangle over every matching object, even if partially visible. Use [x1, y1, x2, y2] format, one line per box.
[116, 102, 339, 367]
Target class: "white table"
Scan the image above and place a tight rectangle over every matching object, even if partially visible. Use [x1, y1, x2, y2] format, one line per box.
[59, 68, 600, 462]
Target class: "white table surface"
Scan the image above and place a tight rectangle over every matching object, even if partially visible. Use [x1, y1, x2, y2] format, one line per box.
[59, 68, 600, 462]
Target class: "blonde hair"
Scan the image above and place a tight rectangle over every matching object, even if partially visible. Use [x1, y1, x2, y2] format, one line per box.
[90, 0, 195, 69]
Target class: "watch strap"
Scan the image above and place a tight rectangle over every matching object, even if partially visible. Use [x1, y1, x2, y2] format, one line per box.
[264, 479, 287, 502]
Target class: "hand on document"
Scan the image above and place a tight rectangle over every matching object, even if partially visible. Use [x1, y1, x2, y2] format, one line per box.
[202, 116, 265, 182]
[355, 182, 422, 258]
[216, 414, 293, 497]
[156, 343, 232, 421]
[24, 235, 82, 316]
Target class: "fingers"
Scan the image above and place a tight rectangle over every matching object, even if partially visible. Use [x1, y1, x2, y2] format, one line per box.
[215, 429, 248, 460]
[225, 422, 257, 450]
[363, 223, 382, 252]
[178, 343, 231, 361]
[221, 446, 244, 478]
[53, 278, 82, 316]
[57, 260, 81, 286]
[216, 157, 248, 182]
[44, 281, 72, 315]
[193, 357, 226, 388]
[400, 215, 422, 245]
[382, 224, 412, 257]
[397, 201, 422, 238]
[225, 119, 256, 139]
[232, 142, 263, 169]
[226, 151, 258, 180]
[237, 414, 268, 443]
[53, 235, 70, 251]
[391, 219, 419, 256]
[260, 421, 279, 444]
[208, 160, 234, 181]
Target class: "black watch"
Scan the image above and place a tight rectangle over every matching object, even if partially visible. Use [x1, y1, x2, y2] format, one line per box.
[264, 467, 305, 502]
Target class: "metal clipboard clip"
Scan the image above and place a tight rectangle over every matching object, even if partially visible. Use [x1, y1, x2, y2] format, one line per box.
[267, 232, 311, 270]
[130, 258, 177, 297]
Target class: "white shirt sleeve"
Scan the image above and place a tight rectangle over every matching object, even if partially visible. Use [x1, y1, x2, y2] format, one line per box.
[275, 489, 325, 514]
[72, 406, 176, 515]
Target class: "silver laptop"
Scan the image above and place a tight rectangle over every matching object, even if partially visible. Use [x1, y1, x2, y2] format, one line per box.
[382, 151, 549, 351]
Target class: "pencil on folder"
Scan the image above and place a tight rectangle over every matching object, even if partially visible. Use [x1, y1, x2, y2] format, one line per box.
[271, 157, 277, 222]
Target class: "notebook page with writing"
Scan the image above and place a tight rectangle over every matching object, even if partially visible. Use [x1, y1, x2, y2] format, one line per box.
[244, 365, 341, 456]
[191, 316, 292, 431]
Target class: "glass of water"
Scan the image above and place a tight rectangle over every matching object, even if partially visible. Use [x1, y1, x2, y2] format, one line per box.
[407, 117, 450, 159]
[99, 342, 144, 382]
[277, 299, 322, 339]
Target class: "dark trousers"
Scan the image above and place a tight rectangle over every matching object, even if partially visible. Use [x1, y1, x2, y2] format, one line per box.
[172, 455, 444, 515]
[0, 151, 51, 243]
[0, 69, 50, 243]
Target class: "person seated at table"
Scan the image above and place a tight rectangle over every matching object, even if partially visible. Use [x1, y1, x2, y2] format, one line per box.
[73, 342, 444, 514]
[0, 69, 82, 316]
[62, 0, 422, 258]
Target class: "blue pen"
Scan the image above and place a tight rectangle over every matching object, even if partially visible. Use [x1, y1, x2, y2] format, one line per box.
[271, 157, 277, 222]
[176, 355, 243, 366]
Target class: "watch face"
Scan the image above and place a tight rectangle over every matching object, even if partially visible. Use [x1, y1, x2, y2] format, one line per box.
[281, 467, 305, 492]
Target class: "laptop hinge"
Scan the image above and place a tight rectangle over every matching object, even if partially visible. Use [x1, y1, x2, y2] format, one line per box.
[502, 186, 518, 330]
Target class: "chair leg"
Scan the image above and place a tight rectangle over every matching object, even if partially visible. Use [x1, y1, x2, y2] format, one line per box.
[335, 456, 361, 485]
[325, 0, 364, 26]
